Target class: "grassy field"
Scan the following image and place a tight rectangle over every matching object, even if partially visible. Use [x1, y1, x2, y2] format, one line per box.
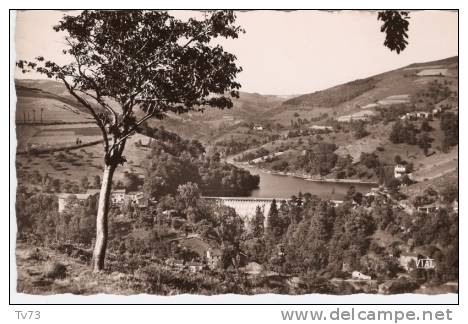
[401, 169, 458, 197]
[16, 124, 102, 151]
[275, 56, 457, 129]
[16, 131, 153, 186]
[13, 56, 458, 192]
[268, 106, 333, 126]
[335, 137, 382, 162]
[411, 148, 458, 181]
[15, 96, 93, 124]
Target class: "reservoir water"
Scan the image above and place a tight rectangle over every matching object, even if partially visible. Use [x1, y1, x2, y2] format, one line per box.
[240, 165, 377, 200]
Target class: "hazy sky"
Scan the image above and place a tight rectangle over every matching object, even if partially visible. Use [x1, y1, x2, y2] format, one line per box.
[14, 10, 458, 95]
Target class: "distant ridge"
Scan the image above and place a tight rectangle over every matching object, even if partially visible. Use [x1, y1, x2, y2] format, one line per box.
[280, 55, 458, 109]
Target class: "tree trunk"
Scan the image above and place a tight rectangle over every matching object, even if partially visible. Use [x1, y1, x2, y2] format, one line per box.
[92, 163, 116, 272]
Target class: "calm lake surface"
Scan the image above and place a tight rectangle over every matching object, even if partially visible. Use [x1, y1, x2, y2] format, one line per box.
[240, 165, 377, 200]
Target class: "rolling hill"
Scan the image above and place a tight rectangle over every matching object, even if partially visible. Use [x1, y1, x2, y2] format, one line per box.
[14, 79, 287, 130]
[204, 55, 458, 188]
[270, 56, 458, 125]
[13, 55, 458, 205]
[16, 55, 458, 138]
[15, 79, 95, 124]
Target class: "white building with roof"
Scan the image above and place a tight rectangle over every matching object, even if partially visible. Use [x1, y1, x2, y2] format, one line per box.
[57, 193, 97, 213]
[111, 189, 126, 204]
[57, 188, 147, 213]
[352, 271, 371, 280]
[394, 164, 407, 178]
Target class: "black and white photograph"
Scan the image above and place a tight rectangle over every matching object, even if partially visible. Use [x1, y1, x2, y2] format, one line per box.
[10, 9, 459, 302]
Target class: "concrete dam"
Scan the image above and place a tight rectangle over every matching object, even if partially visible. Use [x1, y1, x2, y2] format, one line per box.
[202, 196, 343, 221]
[202, 196, 288, 220]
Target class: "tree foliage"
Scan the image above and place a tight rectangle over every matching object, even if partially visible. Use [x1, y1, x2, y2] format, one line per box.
[440, 111, 458, 150]
[142, 131, 259, 198]
[17, 10, 245, 271]
[389, 120, 419, 145]
[17, 10, 244, 167]
[250, 205, 265, 238]
[299, 143, 338, 176]
[377, 11, 410, 54]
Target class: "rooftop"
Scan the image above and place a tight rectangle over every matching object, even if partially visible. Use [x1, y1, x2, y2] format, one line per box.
[57, 193, 93, 200]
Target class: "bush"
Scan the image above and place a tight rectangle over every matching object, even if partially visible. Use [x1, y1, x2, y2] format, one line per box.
[360, 152, 379, 169]
[386, 277, 419, 294]
[25, 248, 46, 261]
[337, 171, 346, 179]
[136, 264, 219, 295]
[354, 123, 369, 139]
[43, 261, 67, 279]
[171, 218, 184, 230]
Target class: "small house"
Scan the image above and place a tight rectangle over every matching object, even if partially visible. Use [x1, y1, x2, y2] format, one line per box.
[187, 261, 205, 273]
[415, 111, 432, 119]
[127, 191, 148, 208]
[417, 203, 440, 213]
[351, 271, 371, 280]
[165, 258, 185, 270]
[394, 164, 407, 178]
[399, 251, 419, 271]
[111, 189, 127, 205]
[206, 248, 222, 269]
[57, 193, 96, 213]
[432, 107, 443, 116]
[401, 111, 432, 121]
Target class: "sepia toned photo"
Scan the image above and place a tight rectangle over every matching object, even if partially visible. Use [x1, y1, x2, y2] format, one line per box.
[12, 9, 458, 298]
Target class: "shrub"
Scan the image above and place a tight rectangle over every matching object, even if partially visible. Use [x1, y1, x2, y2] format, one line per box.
[171, 218, 184, 230]
[25, 248, 46, 261]
[386, 277, 419, 294]
[353, 123, 369, 139]
[337, 171, 346, 179]
[43, 261, 67, 279]
[136, 265, 216, 295]
[360, 152, 379, 169]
